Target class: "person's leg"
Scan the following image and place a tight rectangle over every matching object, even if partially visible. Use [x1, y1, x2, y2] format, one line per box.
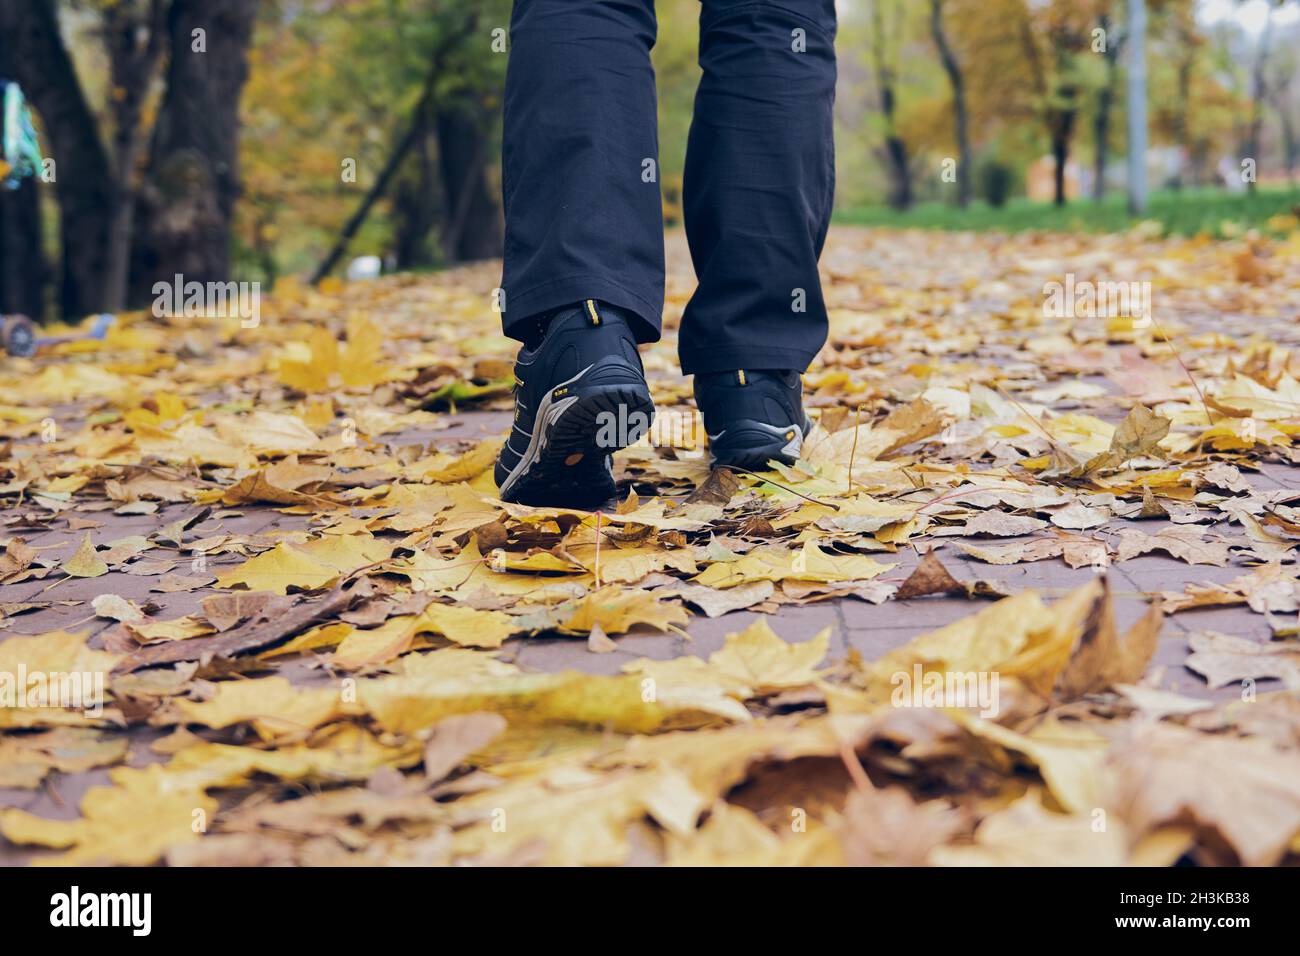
[679, 0, 837, 375]
[500, 0, 664, 345]
[495, 0, 660, 506]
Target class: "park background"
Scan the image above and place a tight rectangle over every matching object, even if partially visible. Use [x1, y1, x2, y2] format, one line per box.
[1, 0, 1298, 324]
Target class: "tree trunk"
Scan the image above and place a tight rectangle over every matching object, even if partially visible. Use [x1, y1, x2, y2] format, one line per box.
[102, 0, 168, 311]
[1050, 102, 1077, 207]
[436, 104, 502, 262]
[311, 95, 430, 284]
[392, 127, 440, 271]
[0, 180, 48, 319]
[1280, 108, 1298, 186]
[870, 0, 912, 211]
[1126, 0, 1148, 214]
[0, 26, 48, 318]
[1172, 55, 1192, 190]
[0, 0, 114, 319]
[1092, 15, 1124, 202]
[248, 205, 280, 287]
[129, 0, 256, 305]
[883, 133, 913, 211]
[311, 11, 481, 282]
[1245, 6, 1274, 195]
[1266, 61, 1297, 187]
[929, 0, 971, 208]
[1094, 87, 1112, 202]
[1052, 133, 1068, 206]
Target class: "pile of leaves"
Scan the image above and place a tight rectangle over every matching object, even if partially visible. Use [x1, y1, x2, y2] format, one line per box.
[2, 225, 1300, 865]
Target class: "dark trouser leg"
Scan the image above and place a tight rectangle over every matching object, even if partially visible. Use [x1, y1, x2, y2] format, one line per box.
[501, 0, 664, 344]
[679, 0, 837, 375]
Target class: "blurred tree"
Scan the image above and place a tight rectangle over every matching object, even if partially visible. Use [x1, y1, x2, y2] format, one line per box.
[653, 0, 702, 224]
[1244, 0, 1276, 192]
[0, 28, 51, 318]
[1018, 0, 1092, 206]
[1147, 0, 1242, 190]
[310, 47, 445, 283]
[1266, 20, 1299, 183]
[306, 2, 503, 282]
[129, 0, 257, 303]
[237, 0, 508, 283]
[0, 0, 258, 315]
[383, 1, 507, 269]
[1159, 0, 1203, 189]
[1091, 4, 1127, 201]
[237, 4, 371, 282]
[868, 0, 914, 209]
[435, 101, 501, 263]
[1254, 0, 1299, 185]
[0, 0, 114, 318]
[934, 0, 1043, 201]
[99, 0, 169, 310]
[392, 130, 439, 271]
[431, 1, 506, 265]
[929, 0, 971, 207]
[1128, 0, 1148, 213]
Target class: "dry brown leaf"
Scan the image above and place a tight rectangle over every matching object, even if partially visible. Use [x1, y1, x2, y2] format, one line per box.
[422, 712, 508, 783]
[839, 785, 964, 866]
[1106, 723, 1300, 866]
[1184, 631, 1300, 690]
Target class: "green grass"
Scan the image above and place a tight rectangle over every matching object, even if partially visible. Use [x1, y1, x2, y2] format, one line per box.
[835, 186, 1300, 238]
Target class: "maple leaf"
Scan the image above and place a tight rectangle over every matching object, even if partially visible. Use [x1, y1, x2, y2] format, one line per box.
[692, 542, 893, 589]
[929, 791, 1126, 866]
[555, 586, 689, 635]
[0, 767, 218, 866]
[1184, 631, 1300, 690]
[707, 620, 830, 693]
[1105, 724, 1300, 866]
[214, 543, 339, 594]
[1082, 404, 1171, 474]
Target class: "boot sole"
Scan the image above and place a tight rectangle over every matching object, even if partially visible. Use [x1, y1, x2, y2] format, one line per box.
[708, 420, 809, 471]
[498, 364, 655, 508]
